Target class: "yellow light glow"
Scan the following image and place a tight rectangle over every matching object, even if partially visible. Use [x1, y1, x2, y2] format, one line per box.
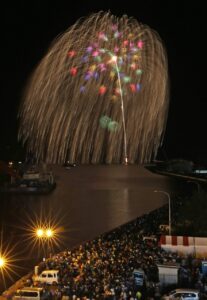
[0, 256, 5, 268]
[0, 243, 25, 291]
[108, 55, 117, 64]
[36, 229, 44, 238]
[111, 55, 117, 62]
[45, 229, 53, 238]
[20, 211, 66, 259]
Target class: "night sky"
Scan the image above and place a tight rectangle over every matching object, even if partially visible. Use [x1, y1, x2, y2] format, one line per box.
[1, 1, 207, 164]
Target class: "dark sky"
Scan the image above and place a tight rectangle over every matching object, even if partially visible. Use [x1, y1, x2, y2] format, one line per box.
[1, 1, 207, 163]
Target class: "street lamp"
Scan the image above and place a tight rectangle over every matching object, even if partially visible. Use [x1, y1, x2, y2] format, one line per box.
[35, 227, 55, 258]
[45, 229, 53, 238]
[36, 229, 44, 238]
[154, 190, 172, 235]
[0, 256, 5, 269]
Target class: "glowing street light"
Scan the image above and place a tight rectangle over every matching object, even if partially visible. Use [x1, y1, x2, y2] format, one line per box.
[36, 228, 54, 239]
[28, 217, 63, 260]
[0, 256, 5, 269]
[35, 227, 55, 258]
[36, 229, 44, 238]
[154, 190, 172, 235]
[45, 229, 53, 238]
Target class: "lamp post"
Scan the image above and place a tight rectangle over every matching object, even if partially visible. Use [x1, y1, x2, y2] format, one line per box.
[36, 228, 54, 259]
[45, 229, 54, 258]
[154, 190, 171, 235]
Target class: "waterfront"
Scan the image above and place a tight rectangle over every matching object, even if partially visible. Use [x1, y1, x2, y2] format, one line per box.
[0, 164, 178, 293]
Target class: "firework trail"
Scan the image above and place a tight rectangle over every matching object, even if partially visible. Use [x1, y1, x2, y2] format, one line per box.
[18, 11, 169, 164]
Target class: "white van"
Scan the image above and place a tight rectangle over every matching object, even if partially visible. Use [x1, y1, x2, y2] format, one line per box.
[32, 269, 59, 285]
[12, 287, 47, 300]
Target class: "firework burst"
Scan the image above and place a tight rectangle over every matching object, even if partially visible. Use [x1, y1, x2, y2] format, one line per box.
[19, 11, 169, 164]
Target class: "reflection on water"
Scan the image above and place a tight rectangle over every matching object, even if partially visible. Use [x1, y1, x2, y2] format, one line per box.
[0, 165, 177, 293]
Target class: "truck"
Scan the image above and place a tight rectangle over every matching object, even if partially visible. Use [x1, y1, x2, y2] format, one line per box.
[157, 264, 179, 287]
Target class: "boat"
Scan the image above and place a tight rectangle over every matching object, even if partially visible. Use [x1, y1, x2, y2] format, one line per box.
[0, 167, 56, 194]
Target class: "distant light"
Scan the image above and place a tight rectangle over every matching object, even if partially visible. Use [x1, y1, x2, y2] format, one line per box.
[137, 40, 144, 49]
[114, 46, 119, 52]
[8, 161, 13, 166]
[111, 55, 117, 62]
[136, 69, 143, 75]
[70, 67, 77, 76]
[92, 50, 99, 57]
[67, 50, 76, 57]
[86, 46, 93, 53]
[123, 76, 131, 83]
[36, 229, 44, 238]
[124, 157, 128, 165]
[194, 169, 207, 174]
[130, 63, 137, 70]
[0, 256, 5, 268]
[99, 115, 111, 128]
[108, 121, 119, 132]
[45, 229, 53, 238]
[130, 84, 136, 93]
[136, 83, 141, 91]
[80, 86, 86, 93]
[99, 85, 107, 95]
[98, 32, 108, 41]
[18, 161, 22, 164]
[36, 228, 54, 238]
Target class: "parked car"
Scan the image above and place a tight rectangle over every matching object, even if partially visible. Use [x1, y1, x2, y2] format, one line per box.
[162, 289, 200, 300]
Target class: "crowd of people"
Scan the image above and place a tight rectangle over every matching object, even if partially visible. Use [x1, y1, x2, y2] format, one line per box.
[23, 204, 207, 300]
